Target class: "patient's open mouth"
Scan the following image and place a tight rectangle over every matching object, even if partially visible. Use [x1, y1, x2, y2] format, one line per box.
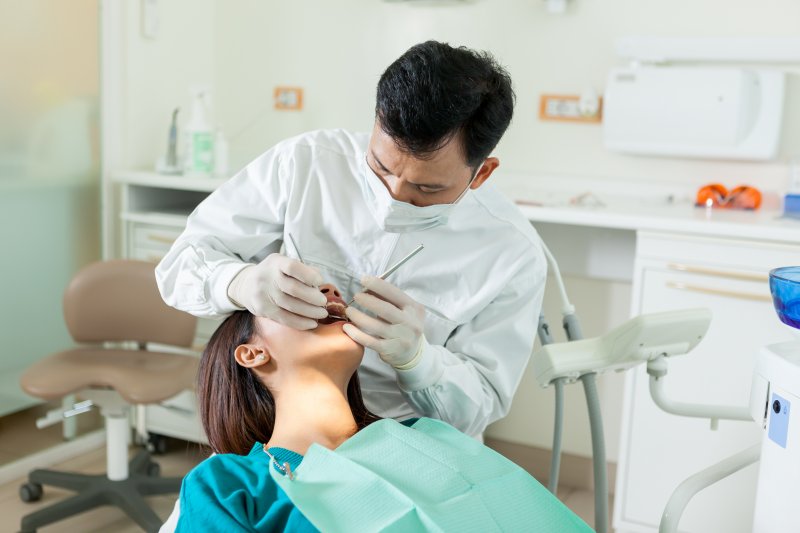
[319, 301, 349, 325]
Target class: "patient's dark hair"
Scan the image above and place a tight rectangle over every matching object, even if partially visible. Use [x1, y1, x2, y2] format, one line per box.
[376, 40, 515, 168]
[198, 311, 380, 455]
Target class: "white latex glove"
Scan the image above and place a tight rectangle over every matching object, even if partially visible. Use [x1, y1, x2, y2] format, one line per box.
[227, 253, 328, 330]
[343, 276, 426, 369]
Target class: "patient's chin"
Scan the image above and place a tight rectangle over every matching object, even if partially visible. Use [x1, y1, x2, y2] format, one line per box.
[315, 322, 364, 357]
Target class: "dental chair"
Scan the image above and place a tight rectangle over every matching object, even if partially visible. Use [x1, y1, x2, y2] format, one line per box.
[18, 260, 198, 533]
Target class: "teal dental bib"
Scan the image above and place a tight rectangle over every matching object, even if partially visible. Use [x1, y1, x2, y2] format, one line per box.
[270, 418, 593, 532]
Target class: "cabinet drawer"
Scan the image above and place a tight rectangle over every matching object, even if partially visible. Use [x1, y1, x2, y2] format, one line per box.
[648, 266, 772, 306]
[637, 231, 800, 273]
[129, 246, 169, 264]
[131, 225, 183, 253]
[144, 401, 206, 444]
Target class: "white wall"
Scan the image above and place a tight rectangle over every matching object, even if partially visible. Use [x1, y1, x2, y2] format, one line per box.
[116, 0, 800, 459]
[213, 0, 800, 193]
[119, 0, 216, 170]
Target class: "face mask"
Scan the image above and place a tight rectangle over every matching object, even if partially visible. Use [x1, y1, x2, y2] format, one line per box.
[359, 155, 478, 233]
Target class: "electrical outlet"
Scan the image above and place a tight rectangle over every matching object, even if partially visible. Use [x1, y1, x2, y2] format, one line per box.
[274, 87, 303, 111]
[539, 94, 602, 123]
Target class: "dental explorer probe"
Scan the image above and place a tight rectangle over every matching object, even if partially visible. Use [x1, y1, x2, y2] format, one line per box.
[288, 232, 346, 321]
[347, 244, 424, 306]
[287, 233, 306, 264]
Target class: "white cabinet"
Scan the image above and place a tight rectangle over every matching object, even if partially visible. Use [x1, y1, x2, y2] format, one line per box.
[112, 171, 227, 444]
[614, 231, 798, 533]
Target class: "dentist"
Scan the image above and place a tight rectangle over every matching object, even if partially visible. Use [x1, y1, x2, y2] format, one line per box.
[156, 40, 546, 439]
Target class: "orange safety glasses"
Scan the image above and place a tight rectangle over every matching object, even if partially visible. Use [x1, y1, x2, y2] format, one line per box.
[695, 183, 762, 210]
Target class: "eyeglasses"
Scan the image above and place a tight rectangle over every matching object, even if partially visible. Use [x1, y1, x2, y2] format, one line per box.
[695, 184, 762, 210]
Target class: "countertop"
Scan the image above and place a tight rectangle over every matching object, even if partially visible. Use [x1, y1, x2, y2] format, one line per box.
[495, 173, 800, 245]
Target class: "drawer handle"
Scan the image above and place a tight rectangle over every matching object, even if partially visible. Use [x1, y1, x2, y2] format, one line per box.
[667, 263, 769, 283]
[666, 281, 772, 302]
[146, 233, 177, 245]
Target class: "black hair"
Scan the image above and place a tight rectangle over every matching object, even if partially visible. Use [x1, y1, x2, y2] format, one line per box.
[376, 40, 515, 168]
[198, 310, 380, 455]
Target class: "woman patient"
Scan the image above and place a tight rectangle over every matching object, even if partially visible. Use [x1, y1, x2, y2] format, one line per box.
[175, 283, 590, 532]
[175, 283, 374, 532]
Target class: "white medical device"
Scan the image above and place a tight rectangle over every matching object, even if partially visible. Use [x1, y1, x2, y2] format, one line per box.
[749, 343, 800, 533]
[655, 266, 800, 532]
[534, 241, 717, 533]
[603, 67, 785, 160]
[533, 308, 711, 387]
[537, 243, 796, 533]
[603, 37, 796, 161]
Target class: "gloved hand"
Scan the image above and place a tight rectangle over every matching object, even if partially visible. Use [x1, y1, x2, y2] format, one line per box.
[227, 253, 328, 330]
[343, 276, 426, 369]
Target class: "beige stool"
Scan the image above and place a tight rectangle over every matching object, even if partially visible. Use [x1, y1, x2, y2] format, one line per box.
[18, 260, 198, 533]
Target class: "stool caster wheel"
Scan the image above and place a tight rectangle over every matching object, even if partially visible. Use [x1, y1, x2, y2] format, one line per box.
[147, 462, 161, 477]
[19, 482, 43, 503]
[147, 433, 168, 455]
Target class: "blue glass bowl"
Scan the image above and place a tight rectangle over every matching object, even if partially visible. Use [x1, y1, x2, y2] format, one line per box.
[770, 267, 800, 330]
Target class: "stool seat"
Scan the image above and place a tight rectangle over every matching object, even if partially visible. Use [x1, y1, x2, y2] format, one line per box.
[21, 347, 198, 404]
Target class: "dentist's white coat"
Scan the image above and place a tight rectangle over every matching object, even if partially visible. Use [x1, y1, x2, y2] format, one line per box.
[155, 129, 546, 438]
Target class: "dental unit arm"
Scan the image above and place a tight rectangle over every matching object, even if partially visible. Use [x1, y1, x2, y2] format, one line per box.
[533, 273, 760, 533]
[532, 308, 712, 388]
[535, 240, 755, 533]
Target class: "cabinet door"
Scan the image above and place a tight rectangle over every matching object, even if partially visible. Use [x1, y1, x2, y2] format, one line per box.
[617, 267, 793, 533]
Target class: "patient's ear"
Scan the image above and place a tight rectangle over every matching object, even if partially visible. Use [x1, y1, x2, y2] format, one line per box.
[234, 343, 271, 368]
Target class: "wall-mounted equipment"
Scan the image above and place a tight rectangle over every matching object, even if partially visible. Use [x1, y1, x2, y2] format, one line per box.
[604, 67, 784, 160]
[603, 37, 799, 161]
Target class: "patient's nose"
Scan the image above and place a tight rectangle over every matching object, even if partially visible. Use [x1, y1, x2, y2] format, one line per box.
[319, 284, 341, 298]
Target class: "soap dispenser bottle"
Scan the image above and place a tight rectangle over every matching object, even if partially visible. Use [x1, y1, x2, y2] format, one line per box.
[184, 87, 214, 176]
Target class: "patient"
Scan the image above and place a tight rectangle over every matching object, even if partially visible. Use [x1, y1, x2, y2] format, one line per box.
[173, 284, 591, 532]
[175, 283, 375, 532]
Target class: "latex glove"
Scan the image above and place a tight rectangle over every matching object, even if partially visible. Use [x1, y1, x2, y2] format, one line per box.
[227, 253, 328, 330]
[343, 276, 426, 369]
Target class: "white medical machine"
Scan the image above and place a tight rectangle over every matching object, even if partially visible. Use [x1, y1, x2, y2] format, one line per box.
[659, 266, 800, 533]
[750, 342, 800, 532]
[534, 249, 800, 533]
[533, 243, 717, 533]
[603, 37, 800, 161]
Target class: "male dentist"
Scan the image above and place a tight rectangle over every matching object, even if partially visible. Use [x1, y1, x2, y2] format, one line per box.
[156, 40, 546, 439]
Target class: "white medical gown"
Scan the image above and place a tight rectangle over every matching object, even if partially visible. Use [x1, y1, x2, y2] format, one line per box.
[155, 129, 546, 437]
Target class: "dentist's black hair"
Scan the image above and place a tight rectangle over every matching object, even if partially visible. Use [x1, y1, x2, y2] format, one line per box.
[376, 40, 515, 168]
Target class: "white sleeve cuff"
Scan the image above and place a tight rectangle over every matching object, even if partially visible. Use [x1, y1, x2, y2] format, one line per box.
[209, 262, 251, 315]
[394, 339, 444, 392]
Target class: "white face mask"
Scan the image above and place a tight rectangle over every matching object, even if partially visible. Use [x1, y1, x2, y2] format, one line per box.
[359, 155, 478, 233]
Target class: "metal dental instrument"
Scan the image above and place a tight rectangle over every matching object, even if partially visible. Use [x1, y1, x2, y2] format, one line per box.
[289, 232, 348, 322]
[347, 243, 424, 306]
[287, 233, 306, 264]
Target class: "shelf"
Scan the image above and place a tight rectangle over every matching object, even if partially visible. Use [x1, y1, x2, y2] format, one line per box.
[111, 170, 226, 192]
[121, 210, 190, 227]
